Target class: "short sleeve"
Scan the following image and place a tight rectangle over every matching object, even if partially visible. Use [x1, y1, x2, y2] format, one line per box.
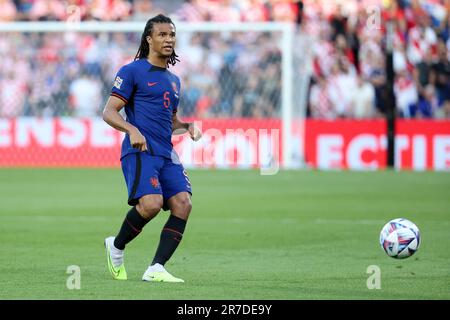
[173, 77, 181, 114]
[111, 65, 134, 103]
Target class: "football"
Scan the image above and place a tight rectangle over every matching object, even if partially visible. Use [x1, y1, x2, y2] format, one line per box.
[380, 218, 421, 259]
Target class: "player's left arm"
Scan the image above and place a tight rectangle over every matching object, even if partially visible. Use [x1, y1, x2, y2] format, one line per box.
[172, 112, 202, 141]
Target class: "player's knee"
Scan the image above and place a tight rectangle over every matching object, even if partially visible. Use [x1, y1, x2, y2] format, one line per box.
[174, 196, 192, 216]
[137, 197, 163, 219]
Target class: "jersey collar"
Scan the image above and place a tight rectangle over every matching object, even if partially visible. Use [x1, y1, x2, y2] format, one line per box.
[143, 59, 167, 72]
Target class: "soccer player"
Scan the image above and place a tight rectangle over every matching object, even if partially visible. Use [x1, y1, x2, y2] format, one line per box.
[102, 14, 201, 283]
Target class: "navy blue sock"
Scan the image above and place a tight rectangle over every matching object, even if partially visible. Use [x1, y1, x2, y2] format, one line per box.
[152, 215, 187, 266]
[114, 207, 149, 250]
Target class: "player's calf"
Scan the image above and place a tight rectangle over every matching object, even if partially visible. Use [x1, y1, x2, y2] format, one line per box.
[114, 206, 151, 250]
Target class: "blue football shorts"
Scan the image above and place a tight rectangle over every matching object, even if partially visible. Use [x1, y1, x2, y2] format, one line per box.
[121, 152, 192, 210]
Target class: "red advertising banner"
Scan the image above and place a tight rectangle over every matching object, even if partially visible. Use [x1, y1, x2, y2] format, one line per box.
[0, 118, 282, 168]
[304, 120, 450, 171]
[0, 118, 123, 167]
[0, 118, 449, 170]
[172, 118, 282, 169]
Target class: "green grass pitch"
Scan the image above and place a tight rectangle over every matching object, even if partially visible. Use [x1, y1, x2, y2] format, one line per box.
[0, 168, 449, 299]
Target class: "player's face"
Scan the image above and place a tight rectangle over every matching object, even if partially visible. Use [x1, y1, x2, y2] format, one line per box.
[147, 23, 176, 58]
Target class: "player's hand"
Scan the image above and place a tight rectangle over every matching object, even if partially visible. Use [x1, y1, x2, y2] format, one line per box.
[129, 127, 148, 152]
[188, 124, 202, 142]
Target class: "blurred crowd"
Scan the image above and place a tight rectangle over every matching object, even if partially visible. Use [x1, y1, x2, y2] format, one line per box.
[0, 0, 289, 118]
[305, 0, 450, 119]
[0, 0, 301, 22]
[0, 30, 282, 118]
[0, 0, 449, 119]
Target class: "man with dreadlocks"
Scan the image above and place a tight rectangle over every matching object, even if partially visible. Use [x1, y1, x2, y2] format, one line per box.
[102, 14, 201, 283]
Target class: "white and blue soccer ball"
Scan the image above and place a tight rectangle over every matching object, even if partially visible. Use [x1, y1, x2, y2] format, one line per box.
[379, 218, 421, 259]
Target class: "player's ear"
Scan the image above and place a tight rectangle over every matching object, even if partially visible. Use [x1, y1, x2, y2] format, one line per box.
[146, 35, 152, 47]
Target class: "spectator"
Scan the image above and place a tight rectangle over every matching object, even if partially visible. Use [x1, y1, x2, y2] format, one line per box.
[196, 85, 219, 118]
[367, 55, 388, 115]
[180, 77, 201, 117]
[329, 3, 348, 41]
[208, 0, 241, 22]
[335, 34, 356, 67]
[131, 0, 162, 21]
[0, 0, 16, 21]
[240, 76, 260, 117]
[15, 0, 33, 21]
[327, 62, 357, 118]
[175, 0, 209, 22]
[240, 0, 270, 22]
[432, 40, 450, 113]
[414, 48, 436, 98]
[407, 12, 438, 65]
[69, 71, 102, 117]
[309, 75, 334, 119]
[350, 75, 376, 118]
[411, 84, 438, 118]
[89, 0, 131, 21]
[29, 0, 66, 21]
[182, 33, 205, 67]
[270, 0, 298, 23]
[66, 0, 89, 22]
[394, 70, 419, 118]
[0, 70, 26, 117]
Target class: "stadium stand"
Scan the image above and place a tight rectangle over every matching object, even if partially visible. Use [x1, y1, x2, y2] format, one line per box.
[0, 0, 449, 119]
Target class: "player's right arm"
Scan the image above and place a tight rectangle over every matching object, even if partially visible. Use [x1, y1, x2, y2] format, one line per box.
[102, 95, 148, 152]
[103, 65, 148, 152]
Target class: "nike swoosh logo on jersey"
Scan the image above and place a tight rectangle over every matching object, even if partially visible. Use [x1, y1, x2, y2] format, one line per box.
[148, 82, 158, 87]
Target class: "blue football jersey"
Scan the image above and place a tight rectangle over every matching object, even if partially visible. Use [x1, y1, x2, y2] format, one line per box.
[111, 59, 181, 159]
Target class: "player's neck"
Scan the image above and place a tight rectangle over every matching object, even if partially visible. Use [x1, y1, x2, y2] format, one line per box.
[147, 53, 168, 69]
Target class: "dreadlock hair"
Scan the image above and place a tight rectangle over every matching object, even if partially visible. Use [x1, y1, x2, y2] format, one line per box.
[134, 14, 180, 68]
